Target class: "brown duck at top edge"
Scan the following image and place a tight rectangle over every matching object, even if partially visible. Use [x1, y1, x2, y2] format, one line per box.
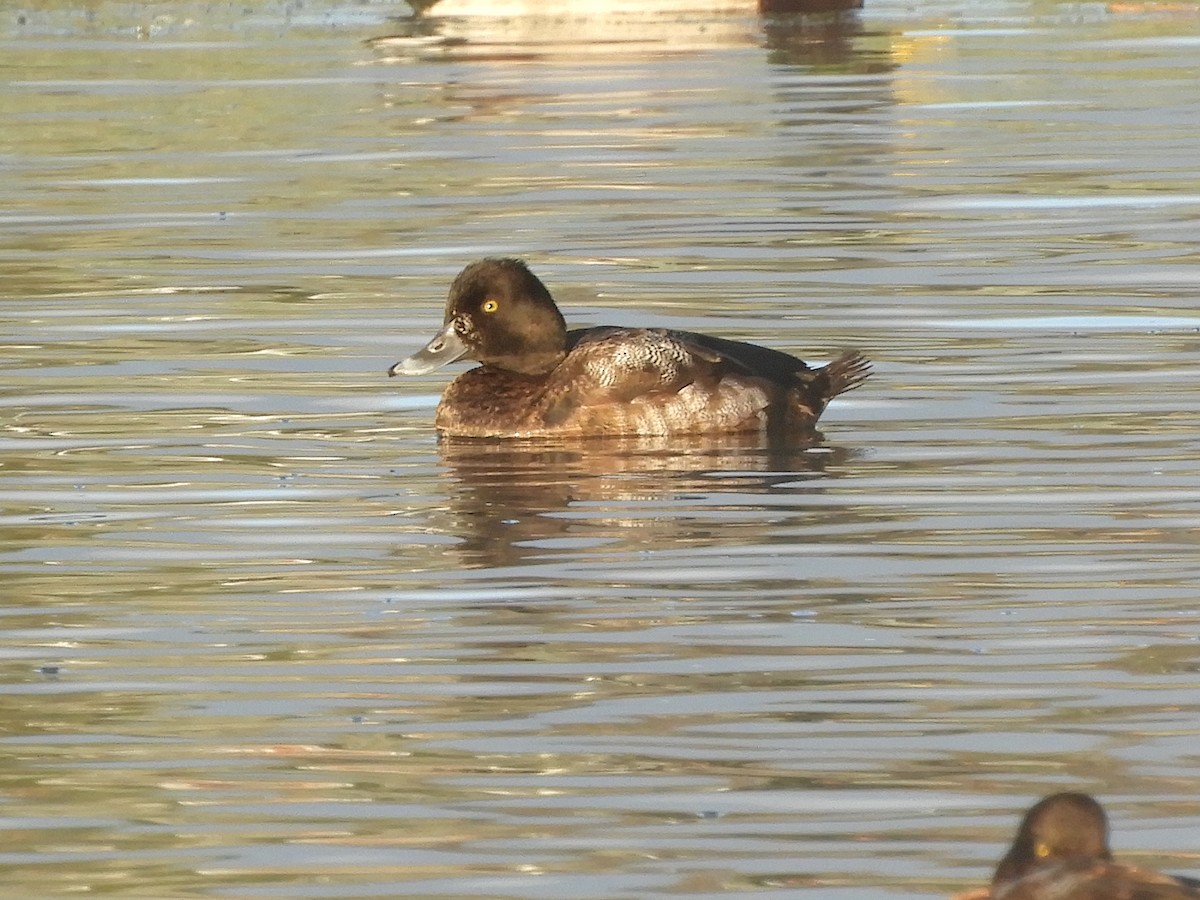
[388, 257, 870, 439]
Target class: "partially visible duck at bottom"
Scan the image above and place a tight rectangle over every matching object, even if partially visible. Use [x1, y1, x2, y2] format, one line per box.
[954, 792, 1200, 900]
[388, 257, 870, 439]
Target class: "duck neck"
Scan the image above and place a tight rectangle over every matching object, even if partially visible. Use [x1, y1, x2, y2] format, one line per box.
[490, 348, 566, 376]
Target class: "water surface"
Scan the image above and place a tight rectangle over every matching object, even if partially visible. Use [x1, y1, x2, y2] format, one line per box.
[3, 1, 1200, 897]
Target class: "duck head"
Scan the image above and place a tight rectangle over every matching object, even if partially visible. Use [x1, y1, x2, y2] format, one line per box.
[993, 792, 1113, 885]
[389, 258, 568, 378]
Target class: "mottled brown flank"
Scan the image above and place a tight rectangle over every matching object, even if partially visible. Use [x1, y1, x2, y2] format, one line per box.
[434, 327, 868, 438]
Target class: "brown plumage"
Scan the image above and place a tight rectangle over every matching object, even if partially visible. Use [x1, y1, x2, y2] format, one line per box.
[389, 258, 870, 439]
[953, 793, 1200, 900]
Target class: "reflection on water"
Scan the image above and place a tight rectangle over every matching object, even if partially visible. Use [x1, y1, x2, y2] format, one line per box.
[3, 2, 1200, 898]
[434, 434, 856, 568]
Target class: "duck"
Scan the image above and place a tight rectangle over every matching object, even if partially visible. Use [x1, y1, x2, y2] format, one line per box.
[387, 258, 870, 439]
[953, 792, 1200, 900]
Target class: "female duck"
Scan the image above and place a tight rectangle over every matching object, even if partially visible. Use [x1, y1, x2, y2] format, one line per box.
[389, 258, 870, 439]
[953, 793, 1200, 900]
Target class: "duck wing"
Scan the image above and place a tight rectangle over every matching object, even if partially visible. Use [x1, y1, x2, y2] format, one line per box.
[658, 331, 869, 396]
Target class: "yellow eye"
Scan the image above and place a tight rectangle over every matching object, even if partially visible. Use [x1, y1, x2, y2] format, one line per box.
[481, 299, 499, 313]
[1034, 842, 1050, 859]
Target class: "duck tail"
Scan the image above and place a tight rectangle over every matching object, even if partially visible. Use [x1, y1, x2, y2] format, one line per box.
[823, 350, 872, 399]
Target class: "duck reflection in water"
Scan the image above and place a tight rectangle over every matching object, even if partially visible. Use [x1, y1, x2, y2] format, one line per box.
[429, 433, 861, 570]
[954, 792, 1200, 900]
[389, 258, 869, 440]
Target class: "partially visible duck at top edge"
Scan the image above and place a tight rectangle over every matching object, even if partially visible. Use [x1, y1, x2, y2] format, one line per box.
[388, 257, 870, 439]
[952, 792, 1200, 900]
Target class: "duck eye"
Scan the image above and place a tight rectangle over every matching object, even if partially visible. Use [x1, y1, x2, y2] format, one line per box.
[1034, 842, 1050, 859]
[481, 299, 499, 313]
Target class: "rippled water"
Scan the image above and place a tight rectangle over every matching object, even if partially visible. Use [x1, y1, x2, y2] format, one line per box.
[4, 1, 1200, 897]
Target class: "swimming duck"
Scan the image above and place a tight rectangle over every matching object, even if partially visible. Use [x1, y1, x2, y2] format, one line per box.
[388, 258, 870, 438]
[954, 792, 1200, 900]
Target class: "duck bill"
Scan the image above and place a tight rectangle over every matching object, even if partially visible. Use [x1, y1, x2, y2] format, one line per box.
[388, 321, 468, 376]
